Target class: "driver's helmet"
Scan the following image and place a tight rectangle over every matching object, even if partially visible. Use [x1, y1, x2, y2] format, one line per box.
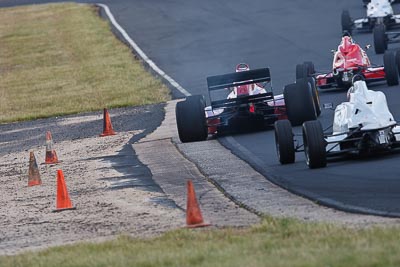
[341, 31, 354, 44]
[235, 63, 250, 72]
[346, 85, 355, 101]
[339, 33, 355, 54]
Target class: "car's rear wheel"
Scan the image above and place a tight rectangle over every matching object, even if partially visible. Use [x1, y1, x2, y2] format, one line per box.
[296, 61, 315, 80]
[304, 61, 315, 75]
[302, 120, 326, 169]
[341, 10, 353, 34]
[301, 77, 321, 117]
[373, 24, 387, 54]
[274, 120, 295, 164]
[284, 79, 317, 126]
[296, 63, 308, 80]
[384, 50, 399, 86]
[176, 95, 208, 143]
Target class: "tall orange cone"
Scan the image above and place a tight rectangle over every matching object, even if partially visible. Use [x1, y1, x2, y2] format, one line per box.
[100, 108, 116, 137]
[45, 131, 59, 164]
[53, 169, 76, 212]
[28, 151, 42, 187]
[186, 180, 210, 228]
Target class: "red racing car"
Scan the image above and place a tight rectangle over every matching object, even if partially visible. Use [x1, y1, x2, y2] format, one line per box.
[175, 65, 319, 143]
[296, 33, 399, 90]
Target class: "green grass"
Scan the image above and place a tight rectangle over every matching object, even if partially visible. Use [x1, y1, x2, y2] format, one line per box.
[0, 3, 170, 123]
[2, 217, 400, 267]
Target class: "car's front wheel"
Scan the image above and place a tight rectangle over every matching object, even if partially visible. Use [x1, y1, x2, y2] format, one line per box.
[274, 120, 295, 164]
[302, 120, 326, 169]
[373, 24, 387, 54]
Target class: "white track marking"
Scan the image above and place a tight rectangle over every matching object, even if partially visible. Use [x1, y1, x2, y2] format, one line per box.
[96, 3, 191, 97]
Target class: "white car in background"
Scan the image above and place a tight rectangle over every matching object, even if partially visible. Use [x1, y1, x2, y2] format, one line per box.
[342, 0, 400, 53]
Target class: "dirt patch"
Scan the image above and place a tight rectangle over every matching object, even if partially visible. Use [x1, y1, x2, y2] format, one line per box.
[0, 127, 184, 255]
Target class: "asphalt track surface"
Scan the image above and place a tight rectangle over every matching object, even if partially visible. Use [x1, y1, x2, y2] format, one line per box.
[2, 0, 400, 216]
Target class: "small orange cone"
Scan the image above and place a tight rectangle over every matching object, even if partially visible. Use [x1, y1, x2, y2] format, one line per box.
[186, 180, 210, 228]
[53, 169, 76, 212]
[100, 108, 116, 137]
[28, 151, 42, 187]
[45, 131, 59, 164]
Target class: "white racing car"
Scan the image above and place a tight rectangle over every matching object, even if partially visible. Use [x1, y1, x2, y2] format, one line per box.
[274, 80, 400, 168]
[342, 0, 400, 53]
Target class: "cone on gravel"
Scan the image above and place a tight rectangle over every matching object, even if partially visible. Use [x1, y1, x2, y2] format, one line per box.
[186, 180, 210, 228]
[45, 131, 59, 164]
[28, 151, 42, 187]
[100, 108, 116, 137]
[53, 169, 76, 212]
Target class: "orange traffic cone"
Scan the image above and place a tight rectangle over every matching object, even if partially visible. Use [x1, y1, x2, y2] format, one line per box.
[52, 169, 76, 212]
[28, 151, 42, 187]
[100, 108, 116, 137]
[45, 131, 59, 164]
[186, 180, 210, 228]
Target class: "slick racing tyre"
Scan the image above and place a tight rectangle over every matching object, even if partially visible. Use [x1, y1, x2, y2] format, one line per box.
[341, 10, 353, 34]
[302, 120, 326, 169]
[304, 61, 315, 76]
[296, 77, 321, 117]
[176, 95, 208, 143]
[284, 79, 317, 126]
[384, 51, 399, 86]
[373, 24, 387, 54]
[296, 63, 307, 80]
[296, 62, 315, 80]
[274, 120, 295, 164]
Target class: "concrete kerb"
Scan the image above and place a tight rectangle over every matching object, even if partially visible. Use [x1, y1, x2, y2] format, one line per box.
[133, 101, 260, 227]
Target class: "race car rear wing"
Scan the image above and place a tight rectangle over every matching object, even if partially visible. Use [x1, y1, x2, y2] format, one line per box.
[206, 68, 273, 108]
[207, 68, 271, 91]
[210, 92, 274, 109]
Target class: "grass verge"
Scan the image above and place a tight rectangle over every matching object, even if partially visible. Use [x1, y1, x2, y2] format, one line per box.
[2, 217, 400, 267]
[0, 3, 170, 123]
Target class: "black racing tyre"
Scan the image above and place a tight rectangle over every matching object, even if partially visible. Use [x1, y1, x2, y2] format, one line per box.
[175, 95, 208, 143]
[274, 120, 295, 164]
[296, 77, 321, 117]
[284, 79, 317, 126]
[296, 63, 308, 80]
[341, 10, 353, 34]
[303, 61, 315, 75]
[302, 120, 326, 169]
[373, 24, 387, 54]
[395, 49, 400, 76]
[384, 50, 399, 86]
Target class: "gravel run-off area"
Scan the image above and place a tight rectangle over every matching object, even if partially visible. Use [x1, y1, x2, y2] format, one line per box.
[0, 105, 185, 255]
